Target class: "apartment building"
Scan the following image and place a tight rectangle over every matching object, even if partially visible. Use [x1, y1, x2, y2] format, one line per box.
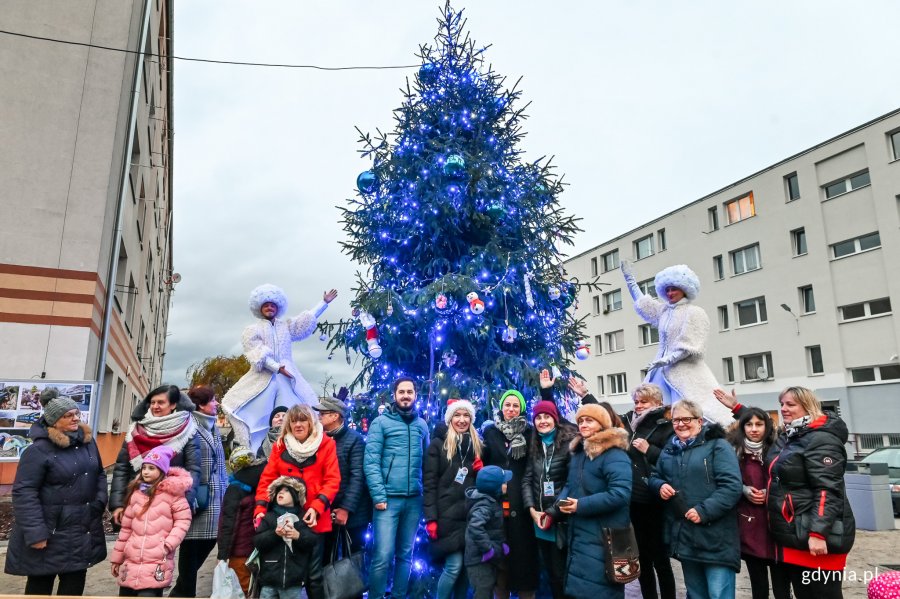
[0, 0, 174, 473]
[565, 108, 900, 453]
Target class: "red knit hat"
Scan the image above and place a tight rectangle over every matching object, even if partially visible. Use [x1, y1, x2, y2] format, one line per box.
[532, 401, 559, 424]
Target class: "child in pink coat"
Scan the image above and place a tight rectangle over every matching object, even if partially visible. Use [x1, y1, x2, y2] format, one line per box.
[110, 445, 193, 597]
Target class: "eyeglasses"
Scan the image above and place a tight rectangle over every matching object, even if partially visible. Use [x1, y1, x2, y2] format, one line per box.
[671, 417, 699, 426]
[62, 411, 82, 420]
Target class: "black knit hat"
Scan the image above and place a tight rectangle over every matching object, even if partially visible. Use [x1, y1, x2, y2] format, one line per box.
[269, 406, 289, 427]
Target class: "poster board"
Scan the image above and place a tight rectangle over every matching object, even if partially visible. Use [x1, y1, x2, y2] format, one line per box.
[0, 380, 95, 461]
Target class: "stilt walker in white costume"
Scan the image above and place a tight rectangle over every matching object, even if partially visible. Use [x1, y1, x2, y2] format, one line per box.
[620, 261, 733, 425]
[222, 284, 337, 451]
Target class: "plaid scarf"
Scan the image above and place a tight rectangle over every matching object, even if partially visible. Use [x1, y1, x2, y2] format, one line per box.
[497, 415, 528, 460]
[785, 415, 812, 439]
[126, 410, 197, 469]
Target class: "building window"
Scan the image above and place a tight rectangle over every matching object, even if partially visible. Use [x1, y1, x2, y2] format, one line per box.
[601, 250, 619, 273]
[608, 373, 627, 395]
[824, 170, 871, 199]
[592, 296, 601, 315]
[839, 298, 892, 321]
[596, 376, 604, 396]
[785, 173, 800, 201]
[708, 206, 720, 231]
[807, 345, 824, 375]
[799, 285, 816, 314]
[604, 289, 622, 312]
[725, 192, 755, 225]
[741, 352, 773, 381]
[791, 228, 807, 256]
[851, 365, 900, 384]
[891, 130, 900, 161]
[736, 297, 768, 327]
[638, 278, 658, 298]
[730, 243, 761, 275]
[606, 330, 625, 352]
[713, 255, 724, 281]
[657, 228, 667, 251]
[593, 335, 603, 355]
[830, 231, 881, 259]
[718, 305, 729, 331]
[634, 235, 654, 260]
[590, 257, 598, 277]
[639, 324, 659, 346]
[723, 358, 735, 383]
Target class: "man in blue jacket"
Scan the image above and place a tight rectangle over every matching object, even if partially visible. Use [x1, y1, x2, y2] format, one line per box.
[364, 377, 430, 599]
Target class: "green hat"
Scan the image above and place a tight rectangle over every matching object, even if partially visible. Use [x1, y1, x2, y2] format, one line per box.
[499, 389, 526, 416]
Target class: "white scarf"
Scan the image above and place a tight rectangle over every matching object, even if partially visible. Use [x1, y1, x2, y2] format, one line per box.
[743, 438, 764, 461]
[283, 421, 324, 463]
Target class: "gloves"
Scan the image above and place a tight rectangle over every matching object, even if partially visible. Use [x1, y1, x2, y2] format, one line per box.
[502, 543, 510, 556]
[426, 521, 438, 540]
[472, 456, 484, 472]
[620, 260, 642, 301]
[334, 386, 349, 401]
[481, 547, 495, 562]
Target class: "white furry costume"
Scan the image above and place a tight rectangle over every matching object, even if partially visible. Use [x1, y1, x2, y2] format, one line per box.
[623, 264, 733, 426]
[221, 284, 328, 450]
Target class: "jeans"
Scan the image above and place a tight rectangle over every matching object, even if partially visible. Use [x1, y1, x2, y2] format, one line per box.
[170, 537, 217, 597]
[436, 551, 467, 599]
[260, 585, 302, 599]
[680, 560, 736, 599]
[368, 495, 422, 599]
[24, 570, 87, 595]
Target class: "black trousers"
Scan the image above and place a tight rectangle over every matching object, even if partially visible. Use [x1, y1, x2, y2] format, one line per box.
[631, 502, 677, 599]
[536, 538, 567, 599]
[170, 537, 217, 597]
[305, 533, 325, 599]
[120, 587, 164, 597]
[784, 563, 844, 599]
[744, 555, 792, 599]
[24, 570, 87, 596]
[468, 562, 498, 599]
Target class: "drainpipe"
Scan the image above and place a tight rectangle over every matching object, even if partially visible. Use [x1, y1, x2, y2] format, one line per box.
[91, 0, 154, 435]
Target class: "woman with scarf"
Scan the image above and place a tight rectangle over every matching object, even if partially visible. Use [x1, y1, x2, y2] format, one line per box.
[170, 386, 228, 597]
[424, 399, 483, 599]
[482, 389, 539, 599]
[4, 388, 107, 595]
[109, 385, 201, 526]
[254, 403, 340, 599]
[726, 407, 790, 599]
[257, 405, 288, 459]
[620, 260, 733, 425]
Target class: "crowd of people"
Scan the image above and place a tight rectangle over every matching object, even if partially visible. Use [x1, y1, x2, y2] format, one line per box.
[0, 277, 874, 599]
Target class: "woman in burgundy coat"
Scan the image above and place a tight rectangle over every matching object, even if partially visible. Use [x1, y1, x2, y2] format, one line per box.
[727, 407, 790, 599]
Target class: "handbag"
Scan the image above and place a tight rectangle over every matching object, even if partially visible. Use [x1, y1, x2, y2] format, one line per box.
[322, 527, 368, 599]
[602, 525, 641, 584]
[244, 548, 261, 599]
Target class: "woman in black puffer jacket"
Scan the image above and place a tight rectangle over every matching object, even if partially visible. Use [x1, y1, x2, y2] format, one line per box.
[424, 399, 483, 599]
[4, 388, 107, 595]
[521, 400, 577, 599]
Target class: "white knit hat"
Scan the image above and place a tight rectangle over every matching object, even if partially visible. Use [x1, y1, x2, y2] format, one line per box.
[248, 284, 288, 319]
[444, 399, 476, 426]
[654, 264, 701, 301]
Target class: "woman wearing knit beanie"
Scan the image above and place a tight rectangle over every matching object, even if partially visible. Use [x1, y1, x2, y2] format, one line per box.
[521, 400, 577, 598]
[558, 402, 632, 599]
[481, 389, 540, 598]
[423, 399, 483, 599]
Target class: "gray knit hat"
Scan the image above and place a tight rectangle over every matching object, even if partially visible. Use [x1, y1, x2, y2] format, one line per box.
[39, 387, 78, 426]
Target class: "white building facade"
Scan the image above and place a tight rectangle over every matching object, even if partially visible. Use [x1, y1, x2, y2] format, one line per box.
[565, 108, 900, 455]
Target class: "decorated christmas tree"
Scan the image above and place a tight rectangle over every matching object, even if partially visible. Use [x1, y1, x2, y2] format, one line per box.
[322, 2, 599, 419]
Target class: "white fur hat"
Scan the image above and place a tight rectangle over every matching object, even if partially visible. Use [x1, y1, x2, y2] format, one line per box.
[249, 284, 288, 319]
[444, 399, 476, 426]
[654, 265, 700, 301]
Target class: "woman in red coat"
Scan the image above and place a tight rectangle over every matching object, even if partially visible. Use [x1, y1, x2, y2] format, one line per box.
[254, 404, 340, 599]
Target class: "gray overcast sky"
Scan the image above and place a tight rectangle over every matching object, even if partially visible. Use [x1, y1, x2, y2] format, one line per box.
[163, 1, 900, 390]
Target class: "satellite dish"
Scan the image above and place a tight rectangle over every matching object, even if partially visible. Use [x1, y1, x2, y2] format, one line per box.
[171, 273, 182, 284]
[756, 366, 769, 381]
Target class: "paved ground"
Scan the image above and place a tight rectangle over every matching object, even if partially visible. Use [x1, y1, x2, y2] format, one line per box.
[0, 523, 896, 597]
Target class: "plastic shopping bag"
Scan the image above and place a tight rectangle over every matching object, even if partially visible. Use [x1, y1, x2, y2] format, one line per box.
[211, 560, 246, 599]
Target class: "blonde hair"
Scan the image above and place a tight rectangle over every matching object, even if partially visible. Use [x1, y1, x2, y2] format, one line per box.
[443, 408, 482, 463]
[671, 399, 703, 419]
[779, 386, 824, 420]
[632, 383, 664, 406]
[278, 404, 321, 444]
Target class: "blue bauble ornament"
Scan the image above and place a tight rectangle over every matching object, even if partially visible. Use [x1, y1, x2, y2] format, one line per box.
[418, 63, 438, 84]
[443, 154, 466, 178]
[356, 170, 376, 193]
